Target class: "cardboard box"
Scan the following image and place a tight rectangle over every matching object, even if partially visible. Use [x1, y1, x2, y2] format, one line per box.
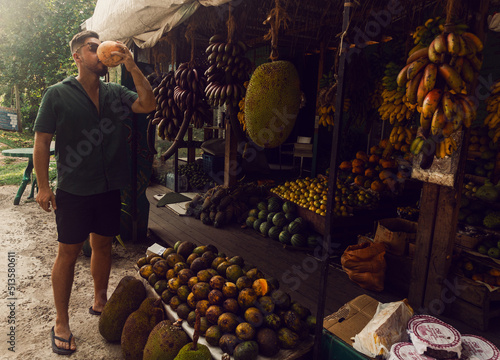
[323, 294, 379, 347]
[374, 218, 417, 256]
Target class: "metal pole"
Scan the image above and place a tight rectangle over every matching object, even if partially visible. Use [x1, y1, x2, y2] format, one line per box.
[312, 0, 351, 358]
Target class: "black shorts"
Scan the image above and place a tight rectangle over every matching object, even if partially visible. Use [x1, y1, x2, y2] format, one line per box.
[55, 189, 121, 244]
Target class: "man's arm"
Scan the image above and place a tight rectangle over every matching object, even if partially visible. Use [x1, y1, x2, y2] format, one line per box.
[113, 45, 156, 114]
[34, 131, 56, 212]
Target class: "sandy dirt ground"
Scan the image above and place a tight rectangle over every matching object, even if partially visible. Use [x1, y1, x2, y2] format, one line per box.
[0, 185, 152, 360]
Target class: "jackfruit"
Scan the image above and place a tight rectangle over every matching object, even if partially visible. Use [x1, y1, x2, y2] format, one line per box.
[99, 276, 146, 342]
[121, 297, 165, 360]
[143, 320, 189, 360]
[244, 61, 301, 148]
[483, 211, 500, 229]
[475, 180, 500, 202]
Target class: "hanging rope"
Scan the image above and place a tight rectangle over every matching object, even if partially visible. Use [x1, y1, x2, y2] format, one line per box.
[185, 18, 198, 65]
[227, 2, 237, 43]
[263, 0, 291, 61]
[165, 31, 176, 71]
[444, 0, 460, 33]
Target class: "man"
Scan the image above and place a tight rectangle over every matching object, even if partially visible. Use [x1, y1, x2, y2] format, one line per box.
[33, 30, 155, 355]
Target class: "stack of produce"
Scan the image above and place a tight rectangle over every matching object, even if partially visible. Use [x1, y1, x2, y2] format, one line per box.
[401, 27, 483, 160]
[459, 257, 500, 286]
[377, 62, 417, 124]
[178, 162, 213, 190]
[465, 126, 497, 179]
[459, 179, 500, 230]
[484, 79, 500, 143]
[338, 146, 405, 195]
[244, 196, 321, 248]
[185, 183, 269, 228]
[137, 241, 316, 358]
[270, 177, 329, 215]
[173, 62, 212, 128]
[474, 238, 500, 260]
[205, 34, 251, 107]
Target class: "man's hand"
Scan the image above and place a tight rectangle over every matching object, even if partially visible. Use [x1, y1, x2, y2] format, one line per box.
[36, 187, 57, 212]
[112, 41, 136, 72]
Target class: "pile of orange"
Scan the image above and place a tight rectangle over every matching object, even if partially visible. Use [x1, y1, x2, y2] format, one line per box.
[270, 177, 329, 216]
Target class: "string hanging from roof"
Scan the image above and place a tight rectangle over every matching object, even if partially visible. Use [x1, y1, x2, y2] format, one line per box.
[263, 0, 291, 60]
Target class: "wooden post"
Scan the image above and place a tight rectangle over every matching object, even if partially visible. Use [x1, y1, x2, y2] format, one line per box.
[187, 127, 195, 163]
[14, 85, 22, 133]
[312, 1, 351, 359]
[408, 183, 439, 309]
[224, 107, 238, 187]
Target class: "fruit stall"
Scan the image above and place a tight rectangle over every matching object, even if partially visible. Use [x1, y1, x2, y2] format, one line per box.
[85, 0, 500, 358]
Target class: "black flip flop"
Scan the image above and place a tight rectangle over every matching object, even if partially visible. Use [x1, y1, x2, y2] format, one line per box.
[89, 306, 101, 316]
[51, 326, 75, 355]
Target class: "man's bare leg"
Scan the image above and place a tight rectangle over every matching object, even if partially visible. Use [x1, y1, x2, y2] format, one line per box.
[90, 233, 113, 313]
[52, 242, 83, 351]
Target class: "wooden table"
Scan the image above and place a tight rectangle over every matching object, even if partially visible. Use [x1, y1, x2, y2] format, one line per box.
[1, 147, 55, 205]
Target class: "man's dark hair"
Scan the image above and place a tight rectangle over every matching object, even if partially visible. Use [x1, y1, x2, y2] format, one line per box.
[70, 30, 99, 54]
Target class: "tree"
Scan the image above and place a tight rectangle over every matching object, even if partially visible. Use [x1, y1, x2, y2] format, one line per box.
[0, 0, 96, 131]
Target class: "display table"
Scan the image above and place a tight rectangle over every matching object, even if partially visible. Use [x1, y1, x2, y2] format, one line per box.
[2, 147, 55, 205]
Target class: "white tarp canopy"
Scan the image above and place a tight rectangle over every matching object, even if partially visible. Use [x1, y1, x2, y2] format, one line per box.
[84, 0, 232, 49]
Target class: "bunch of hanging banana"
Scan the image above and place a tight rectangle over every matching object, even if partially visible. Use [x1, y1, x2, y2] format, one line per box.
[397, 27, 483, 159]
[378, 62, 417, 123]
[205, 34, 251, 107]
[389, 125, 415, 147]
[318, 105, 334, 127]
[410, 136, 457, 158]
[484, 80, 500, 143]
[173, 62, 212, 128]
[237, 82, 249, 131]
[370, 81, 384, 109]
[410, 17, 468, 54]
[149, 71, 183, 141]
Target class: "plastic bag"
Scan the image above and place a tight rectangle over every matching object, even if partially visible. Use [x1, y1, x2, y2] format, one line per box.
[341, 241, 386, 292]
[352, 299, 414, 358]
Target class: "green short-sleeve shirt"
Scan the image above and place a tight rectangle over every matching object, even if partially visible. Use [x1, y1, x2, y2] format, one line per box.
[34, 76, 138, 196]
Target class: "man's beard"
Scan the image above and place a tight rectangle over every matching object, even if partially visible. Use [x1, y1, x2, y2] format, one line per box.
[83, 59, 108, 77]
[94, 63, 108, 77]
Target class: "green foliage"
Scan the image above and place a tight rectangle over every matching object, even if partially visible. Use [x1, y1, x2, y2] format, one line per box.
[0, 0, 96, 132]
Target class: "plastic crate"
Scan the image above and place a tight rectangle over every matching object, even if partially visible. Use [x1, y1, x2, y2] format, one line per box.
[320, 330, 371, 360]
[202, 153, 224, 175]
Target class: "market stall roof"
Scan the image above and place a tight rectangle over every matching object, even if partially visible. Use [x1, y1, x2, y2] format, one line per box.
[83, 0, 232, 48]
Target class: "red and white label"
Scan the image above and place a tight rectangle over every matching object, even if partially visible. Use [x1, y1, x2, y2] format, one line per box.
[390, 342, 434, 360]
[461, 335, 500, 360]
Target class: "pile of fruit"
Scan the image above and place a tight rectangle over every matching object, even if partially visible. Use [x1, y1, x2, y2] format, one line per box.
[185, 183, 269, 228]
[270, 177, 328, 216]
[137, 241, 316, 357]
[178, 162, 213, 190]
[338, 146, 404, 195]
[475, 237, 500, 260]
[459, 257, 500, 286]
[244, 196, 320, 248]
[459, 180, 500, 230]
